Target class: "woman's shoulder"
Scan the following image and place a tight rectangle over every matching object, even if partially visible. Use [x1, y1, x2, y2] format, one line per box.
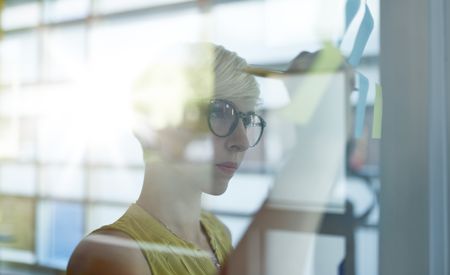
[67, 228, 152, 275]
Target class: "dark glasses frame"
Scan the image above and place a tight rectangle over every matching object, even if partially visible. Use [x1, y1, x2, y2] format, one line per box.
[207, 99, 266, 147]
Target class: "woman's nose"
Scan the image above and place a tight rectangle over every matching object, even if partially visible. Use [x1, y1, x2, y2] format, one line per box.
[225, 120, 250, 152]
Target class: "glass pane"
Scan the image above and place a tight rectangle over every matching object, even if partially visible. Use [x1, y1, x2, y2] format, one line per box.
[0, 117, 20, 160]
[211, 1, 265, 54]
[215, 215, 252, 247]
[88, 168, 143, 203]
[17, 118, 37, 161]
[265, 231, 345, 275]
[0, 164, 36, 196]
[0, 197, 35, 251]
[265, 72, 348, 212]
[211, 0, 344, 64]
[43, 0, 90, 23]
[96, 0, 190, 15]
[89, 10, 201, 77]
[0, 87, 43, 118]
[87, 130, 144, 167]
[202, 173, 272, 214]
[0, 31, 40, 84]
[1, 2, 40, 30]
[85, 204, 127, 234]
[355, 228, 378, 275]
[36, 201, 84, 269]
[0, 116, 36, 161]
[36, 109, 88, 164]
[39, 165, 84, 199]
[43, 25, 87, 81]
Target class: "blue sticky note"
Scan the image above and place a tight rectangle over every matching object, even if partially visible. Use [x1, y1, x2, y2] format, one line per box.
[347, 4, 374, 66]
[354, 73, 369, 138]
[345, 0, 361, 30]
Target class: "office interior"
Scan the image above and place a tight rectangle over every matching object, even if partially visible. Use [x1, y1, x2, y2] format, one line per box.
[0, 0, 448, 275]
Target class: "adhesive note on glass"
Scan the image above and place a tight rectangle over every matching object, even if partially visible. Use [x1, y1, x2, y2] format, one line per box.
[354, 73, 369, 138]
[371, 84, 382, 139]
[278, 43, 344, 125]
[345, 0, 361, 30]
[347, 3, 374, 67]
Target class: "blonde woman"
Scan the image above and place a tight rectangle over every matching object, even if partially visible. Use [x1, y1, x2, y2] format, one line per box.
[67, 44, 265, 275]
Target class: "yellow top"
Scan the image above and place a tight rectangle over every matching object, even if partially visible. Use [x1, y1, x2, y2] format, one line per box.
[96, 203, 232, 275]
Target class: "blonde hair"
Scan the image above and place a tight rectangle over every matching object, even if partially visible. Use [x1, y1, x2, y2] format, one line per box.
[213, 44, 260, 106]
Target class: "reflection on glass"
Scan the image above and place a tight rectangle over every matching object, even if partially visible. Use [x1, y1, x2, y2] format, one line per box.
[0, 0, 381, 273]
[267, 70, 348, 212]
[266, 231, 345, 275]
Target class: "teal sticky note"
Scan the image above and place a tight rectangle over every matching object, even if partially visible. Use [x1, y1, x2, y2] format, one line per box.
[347, 3, 374, 67]
[354, 73, 369, 138]
[345, 0, 361, 30]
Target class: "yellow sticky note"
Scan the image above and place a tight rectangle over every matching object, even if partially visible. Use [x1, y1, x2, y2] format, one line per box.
[278, 42, 345, 125]
[371, 84, 382, 139]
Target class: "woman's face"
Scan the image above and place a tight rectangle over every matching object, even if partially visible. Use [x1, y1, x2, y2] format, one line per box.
[144, 98, 257, 196]
[206, 99, 253, 195]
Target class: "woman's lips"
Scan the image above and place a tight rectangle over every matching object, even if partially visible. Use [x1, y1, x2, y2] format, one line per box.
[215, 162, 238, 175]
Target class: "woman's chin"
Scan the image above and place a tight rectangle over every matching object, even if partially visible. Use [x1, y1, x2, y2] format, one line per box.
[203, 179, 229, 196]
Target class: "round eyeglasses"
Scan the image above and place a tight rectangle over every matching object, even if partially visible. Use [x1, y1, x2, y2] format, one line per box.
[207, 99, 266, 147]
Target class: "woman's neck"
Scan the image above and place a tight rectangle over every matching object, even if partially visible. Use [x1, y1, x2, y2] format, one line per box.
[136, 162, 204, 244]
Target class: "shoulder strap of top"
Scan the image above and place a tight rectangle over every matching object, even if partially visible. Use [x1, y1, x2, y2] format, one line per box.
[200, 210, 233, 265]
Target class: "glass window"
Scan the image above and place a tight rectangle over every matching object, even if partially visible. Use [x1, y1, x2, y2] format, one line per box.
[87, 130, 144, 167]
[88, 168, 143, 203]
[36, 109, 88, 164]
[95, 0, 191, 15]
[0, 31, 40, 84]
[0, 117, 20, 160]
[88, 10, 201, 75]
[202, 173, 272, 215]
[0, 0, 382, 273]
[265, 231, 345, 275]
[0, 197, 35, 252]
[42, 0, 90, 23]
[0, 164, 36, 196]
[36, 201, 84, 269]
[355, 228, 378, 275]
[43, 25, 87, 82]
[264, 71, 348, 212]
[215, 215, 252, 247]
[1, 2, 40, 30]
[85, 204, 128, 234]
[39, 165, 84, 199]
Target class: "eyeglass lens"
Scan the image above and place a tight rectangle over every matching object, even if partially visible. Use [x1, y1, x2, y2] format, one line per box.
[208, 100, 264, 147]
